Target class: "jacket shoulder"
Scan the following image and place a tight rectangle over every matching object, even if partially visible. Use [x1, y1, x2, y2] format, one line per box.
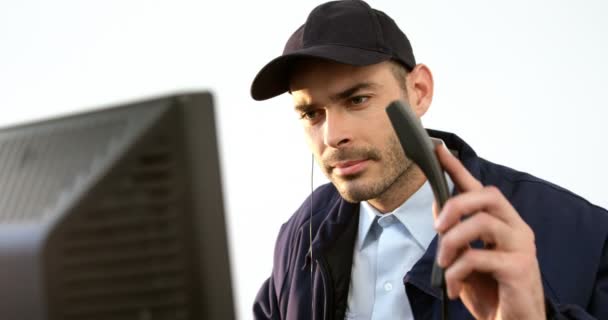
[476, 156, 608, 221]
[282, 183, 343, 231]
[271, 183, 342, 267]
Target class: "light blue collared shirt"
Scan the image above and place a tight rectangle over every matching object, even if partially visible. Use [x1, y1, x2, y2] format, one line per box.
[345, 177, 453, 320]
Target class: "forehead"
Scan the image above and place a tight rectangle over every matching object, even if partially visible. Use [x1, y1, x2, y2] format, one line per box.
[289, 59, 393, 98]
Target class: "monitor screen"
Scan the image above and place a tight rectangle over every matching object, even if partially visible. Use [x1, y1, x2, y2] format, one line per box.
[0, 92, 234, 319]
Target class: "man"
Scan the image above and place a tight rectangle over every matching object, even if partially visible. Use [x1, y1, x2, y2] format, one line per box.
[250, 1, 608, 319]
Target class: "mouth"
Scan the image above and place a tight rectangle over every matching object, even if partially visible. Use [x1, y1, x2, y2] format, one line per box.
[332, 159, 369, 177]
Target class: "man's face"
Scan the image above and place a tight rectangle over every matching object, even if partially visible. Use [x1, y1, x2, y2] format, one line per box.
[289, 60, 415, 203]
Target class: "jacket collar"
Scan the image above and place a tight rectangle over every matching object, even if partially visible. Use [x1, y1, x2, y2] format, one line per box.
[427, 129, 481, 181]
[309, 193, 358, 261]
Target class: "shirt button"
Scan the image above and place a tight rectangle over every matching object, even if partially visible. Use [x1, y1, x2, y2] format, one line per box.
[384, 282, 393, 291]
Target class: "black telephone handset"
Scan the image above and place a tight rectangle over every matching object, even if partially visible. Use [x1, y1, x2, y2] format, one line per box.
[385, 100, 450, 318]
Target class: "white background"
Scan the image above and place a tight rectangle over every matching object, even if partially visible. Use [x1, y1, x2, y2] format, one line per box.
[1, 1, 607, 319]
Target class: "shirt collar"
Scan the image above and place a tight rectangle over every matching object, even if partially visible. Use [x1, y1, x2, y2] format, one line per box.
[356, 201, 378, 251]
[356, 174, 454, 251]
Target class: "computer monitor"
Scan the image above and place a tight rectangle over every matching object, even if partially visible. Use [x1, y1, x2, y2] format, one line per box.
[0, 92, 234, 319]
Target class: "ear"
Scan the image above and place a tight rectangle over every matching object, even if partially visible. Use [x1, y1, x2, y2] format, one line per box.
[406, 64, 434, 118]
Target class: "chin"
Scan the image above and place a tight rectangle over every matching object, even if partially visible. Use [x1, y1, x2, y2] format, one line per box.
[332, 177, 380, 203]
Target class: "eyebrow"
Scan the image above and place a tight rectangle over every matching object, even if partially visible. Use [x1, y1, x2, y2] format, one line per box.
[329, 82, 378, 102]
[294, 82, 379, 113]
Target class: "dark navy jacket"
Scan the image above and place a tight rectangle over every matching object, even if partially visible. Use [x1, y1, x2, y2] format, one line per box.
[253, 130, 608, 319]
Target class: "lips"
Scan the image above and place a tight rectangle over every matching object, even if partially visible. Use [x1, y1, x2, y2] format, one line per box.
[332, 159, 369, 176]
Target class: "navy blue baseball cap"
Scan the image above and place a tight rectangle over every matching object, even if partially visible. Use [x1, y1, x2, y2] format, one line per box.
[251, 0, 416, 101]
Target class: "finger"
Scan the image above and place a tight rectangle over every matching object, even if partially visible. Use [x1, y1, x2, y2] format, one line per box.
[435, 185, 521, 232]
[435, 144, 482, 193]
[432, 200, 439, 221]
[444, 249, 508, 299]
[437, 212, 514, 268]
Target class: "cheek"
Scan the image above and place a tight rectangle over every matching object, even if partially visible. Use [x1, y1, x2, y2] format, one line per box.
[371, 124, 400, 153]
[366, 111, 394, 137]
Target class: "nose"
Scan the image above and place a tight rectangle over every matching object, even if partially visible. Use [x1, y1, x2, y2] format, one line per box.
[323, 109, 352, 148]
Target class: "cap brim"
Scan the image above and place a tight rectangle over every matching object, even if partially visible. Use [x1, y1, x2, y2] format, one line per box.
[250, 45, 392, 101]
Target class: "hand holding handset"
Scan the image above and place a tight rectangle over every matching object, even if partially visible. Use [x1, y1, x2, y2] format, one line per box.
[385, 100, 450, 290]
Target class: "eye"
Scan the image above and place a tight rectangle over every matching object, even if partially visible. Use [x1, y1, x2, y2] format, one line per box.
[300, 109, 320, 120]
[350, 95, 369, 105]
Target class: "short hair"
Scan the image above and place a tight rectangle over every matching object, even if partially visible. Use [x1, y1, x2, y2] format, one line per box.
[389, 60, 409, 96]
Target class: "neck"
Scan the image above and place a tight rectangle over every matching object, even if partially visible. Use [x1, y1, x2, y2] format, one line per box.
[367, 164, 427, 213]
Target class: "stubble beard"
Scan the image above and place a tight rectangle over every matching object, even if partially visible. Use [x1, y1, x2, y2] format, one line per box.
[321, 134, 414, 203]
